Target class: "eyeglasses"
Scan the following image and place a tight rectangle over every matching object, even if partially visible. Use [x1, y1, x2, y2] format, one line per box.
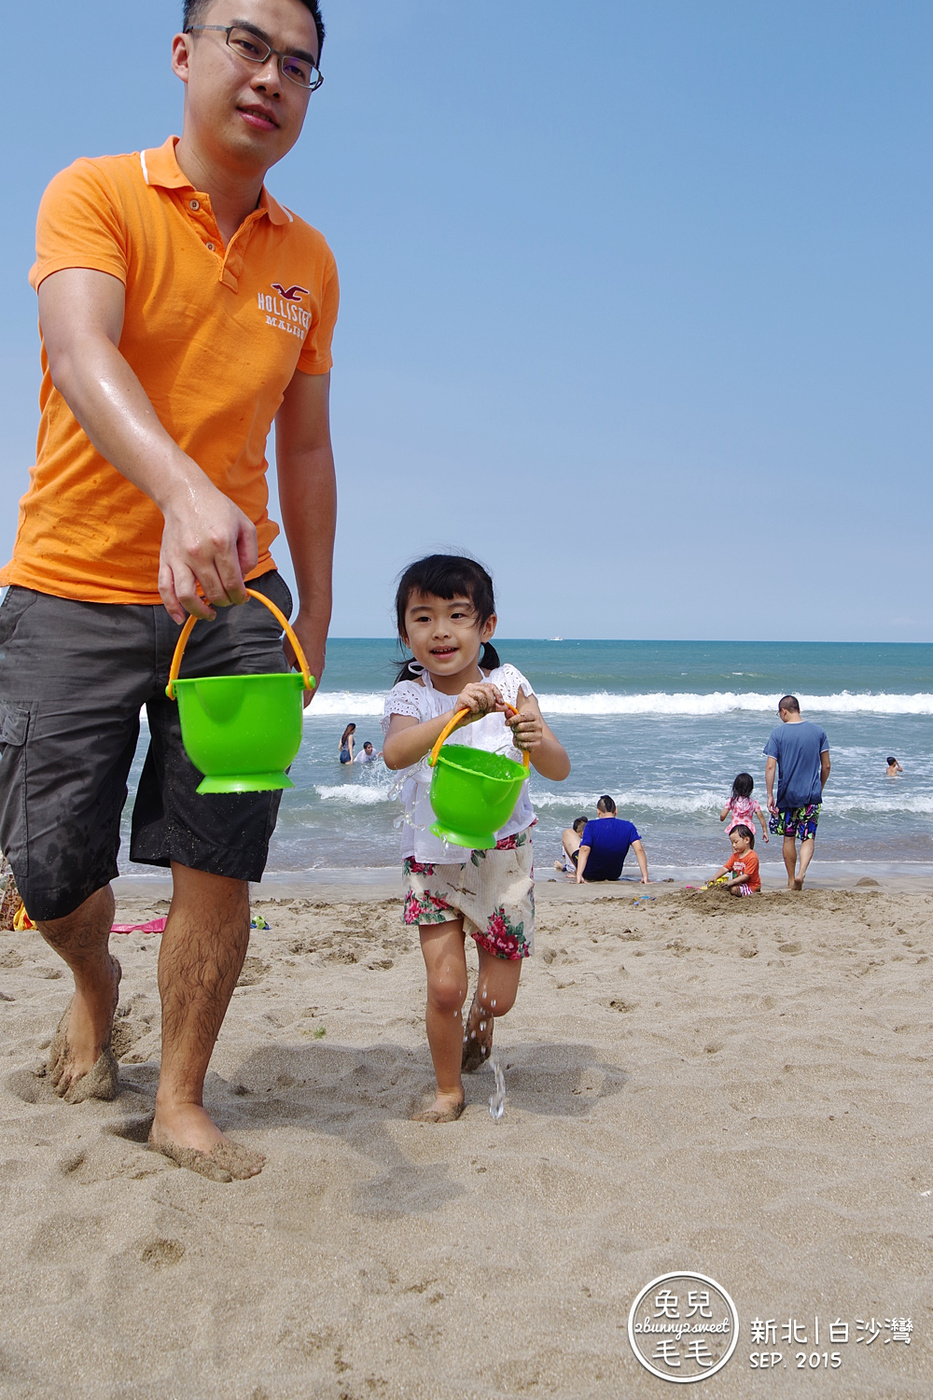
[184, 24, 323, 91]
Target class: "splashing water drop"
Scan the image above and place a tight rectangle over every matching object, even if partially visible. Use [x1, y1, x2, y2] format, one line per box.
[488, 1055, 506, 1123]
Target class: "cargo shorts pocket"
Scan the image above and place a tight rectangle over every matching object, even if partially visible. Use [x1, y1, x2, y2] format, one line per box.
[0, 700, 30, 749]
[0, 701, 31, 879]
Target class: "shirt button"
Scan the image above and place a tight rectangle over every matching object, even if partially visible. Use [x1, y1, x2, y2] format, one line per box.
[189, 199, 200, 211]
[206, 242, 215, 252]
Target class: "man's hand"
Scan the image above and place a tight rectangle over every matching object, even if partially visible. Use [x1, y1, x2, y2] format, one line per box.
[158, 481, 258, 623]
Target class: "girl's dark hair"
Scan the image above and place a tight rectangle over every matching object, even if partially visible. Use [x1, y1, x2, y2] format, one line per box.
[340, 723, 356, 745]
[393, 554, 501, 682]
[731, 772, 754, 799]
[732, 823, 755, 847]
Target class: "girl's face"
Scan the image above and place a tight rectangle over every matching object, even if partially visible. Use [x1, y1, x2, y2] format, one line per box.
[402, 591, 497, 690]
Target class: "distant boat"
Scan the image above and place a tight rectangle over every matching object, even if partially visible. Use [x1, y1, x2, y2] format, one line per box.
[548, 636, 564, 642]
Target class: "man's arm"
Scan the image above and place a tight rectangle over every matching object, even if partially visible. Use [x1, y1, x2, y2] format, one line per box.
[631, 839, 649, 884]
[820, 750, 831, 791]
[37, 268, 256, 622]
[765, 756, 778, 813]
[274, 371, 337, 703]
[575, 845, 591, 884]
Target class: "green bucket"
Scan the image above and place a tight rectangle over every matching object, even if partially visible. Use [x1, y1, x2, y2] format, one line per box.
[166, 590, 315, 795]
[427, 706, 529, 849]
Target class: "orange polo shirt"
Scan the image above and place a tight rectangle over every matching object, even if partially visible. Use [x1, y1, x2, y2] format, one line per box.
[1, 137, 338, 603]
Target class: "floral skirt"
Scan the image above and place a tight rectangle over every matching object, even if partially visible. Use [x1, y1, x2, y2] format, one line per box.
[402, 832, 534, 960]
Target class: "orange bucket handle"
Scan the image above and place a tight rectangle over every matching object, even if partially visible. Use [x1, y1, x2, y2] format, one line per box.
[166, 588, 314, 700]
[428, 704, 531, 771]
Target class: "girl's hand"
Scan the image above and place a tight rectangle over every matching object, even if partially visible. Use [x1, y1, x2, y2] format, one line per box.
[455, 681, 506, 721]
[507, 706, 544, 751]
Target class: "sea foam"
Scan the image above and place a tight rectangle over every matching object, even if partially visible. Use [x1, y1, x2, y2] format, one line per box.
[306, 690, 933, 719]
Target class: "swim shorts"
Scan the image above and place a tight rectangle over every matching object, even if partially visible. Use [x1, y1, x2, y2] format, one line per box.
[0, 572, 293, 922]
[775, 803, 821, 841]
[402, 831, 534, 959]
[734, 882, 757, 897]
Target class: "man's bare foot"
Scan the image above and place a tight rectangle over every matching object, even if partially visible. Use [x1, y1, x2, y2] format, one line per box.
[412, 1091, 464, 1123]
[462, 998, 494, 1074]
[48, 957, 121, 1103]
[793, 877, 804, 891]
[149, 1102, 265, 1182]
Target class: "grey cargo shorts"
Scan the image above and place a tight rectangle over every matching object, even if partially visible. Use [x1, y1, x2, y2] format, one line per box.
[0, 571, 294, 921]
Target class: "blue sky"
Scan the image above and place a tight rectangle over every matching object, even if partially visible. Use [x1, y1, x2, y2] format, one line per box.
[2, 1, 930, 641]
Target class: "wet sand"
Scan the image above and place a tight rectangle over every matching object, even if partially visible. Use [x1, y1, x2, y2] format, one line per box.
[0, 878, 931, 1398]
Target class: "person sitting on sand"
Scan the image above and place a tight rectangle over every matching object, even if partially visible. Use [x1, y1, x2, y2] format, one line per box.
[554, 816, 588, 873]
[764, 696, 830, 891]
[0, 0, 335, 1183]
[353, 740, 381, 764]
[708, 825, 761, 896]
[886, 756, 903, 776]
[575, 796, 649, 884]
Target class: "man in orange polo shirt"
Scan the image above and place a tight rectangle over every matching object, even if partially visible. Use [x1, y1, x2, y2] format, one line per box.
[0, 0, 336, 1181]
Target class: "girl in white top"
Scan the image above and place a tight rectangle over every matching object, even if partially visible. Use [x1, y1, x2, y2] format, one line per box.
[382, 554, 570, 1123]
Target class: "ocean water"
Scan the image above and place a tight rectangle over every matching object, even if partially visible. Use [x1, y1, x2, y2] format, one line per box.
[120, 639, 933, 880]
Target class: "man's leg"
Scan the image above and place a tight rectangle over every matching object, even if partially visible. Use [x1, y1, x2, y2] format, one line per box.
[39, 885, 121, 1101]
[795, 837, 816, 889]
[782, 835, 797, 888]
[137, 576, 291, 1178]
[0, 591, 152, 1102]
[149, 863, 263, 1178]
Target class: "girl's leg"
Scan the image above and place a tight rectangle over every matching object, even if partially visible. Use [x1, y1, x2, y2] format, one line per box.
[462, 948, 523, 1073]
[416, 919, 469, 1122]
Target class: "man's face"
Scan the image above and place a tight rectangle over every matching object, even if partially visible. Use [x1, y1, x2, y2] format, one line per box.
[173, 0, 318, 174]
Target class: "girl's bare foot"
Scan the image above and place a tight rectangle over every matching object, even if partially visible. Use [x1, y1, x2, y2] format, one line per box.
[412, 1091, 464, 1123]
[461, 997, 494, 1074]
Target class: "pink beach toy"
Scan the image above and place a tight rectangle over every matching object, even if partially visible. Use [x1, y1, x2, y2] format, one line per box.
[111, 918, 168, 935]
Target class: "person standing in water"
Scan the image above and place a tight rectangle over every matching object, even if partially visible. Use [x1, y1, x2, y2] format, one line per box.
[764, 696, 830, 890]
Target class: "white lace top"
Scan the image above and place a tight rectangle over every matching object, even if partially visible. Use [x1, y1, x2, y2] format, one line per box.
[381, 663, 536, 862]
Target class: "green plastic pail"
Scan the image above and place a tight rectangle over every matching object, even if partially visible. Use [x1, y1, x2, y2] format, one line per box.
[166, 590, 314, 794]
[173, 671, 307, 793]
[429, 742, 528, 849]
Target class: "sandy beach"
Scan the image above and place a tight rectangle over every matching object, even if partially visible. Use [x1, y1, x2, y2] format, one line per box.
[1, 874, 931, 1399]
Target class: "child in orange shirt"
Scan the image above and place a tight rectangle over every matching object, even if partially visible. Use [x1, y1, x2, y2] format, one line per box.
[710, 825, 761, 896]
